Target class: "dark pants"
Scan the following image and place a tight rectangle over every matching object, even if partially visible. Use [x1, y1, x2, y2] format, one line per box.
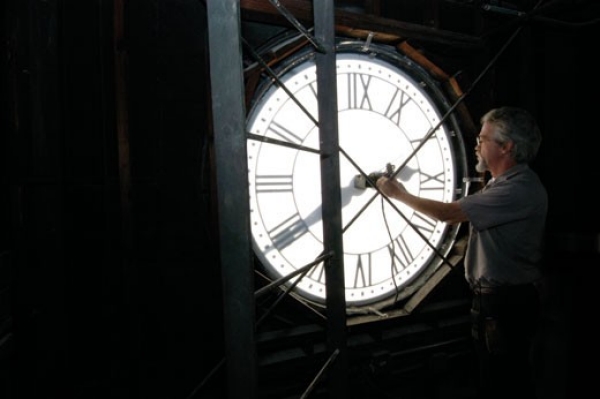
[470, 284, 540, 399]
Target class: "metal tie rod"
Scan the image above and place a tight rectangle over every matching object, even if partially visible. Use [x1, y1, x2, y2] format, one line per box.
[268, 0, 326, 53]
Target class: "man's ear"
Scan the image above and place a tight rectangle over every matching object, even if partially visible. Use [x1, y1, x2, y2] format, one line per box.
[501, 140, 514, 154]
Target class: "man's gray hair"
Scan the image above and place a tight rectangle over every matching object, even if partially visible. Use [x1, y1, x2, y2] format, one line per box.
[481, 106, 542, 164]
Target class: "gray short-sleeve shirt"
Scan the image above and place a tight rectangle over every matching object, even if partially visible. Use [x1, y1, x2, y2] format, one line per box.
[458, 164, 548, 287]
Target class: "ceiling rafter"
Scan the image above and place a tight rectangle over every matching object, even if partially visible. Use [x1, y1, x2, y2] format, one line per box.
[240, 0, 484, 49]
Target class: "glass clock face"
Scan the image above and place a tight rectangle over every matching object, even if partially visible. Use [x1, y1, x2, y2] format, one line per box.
[246, 41, 467, 308]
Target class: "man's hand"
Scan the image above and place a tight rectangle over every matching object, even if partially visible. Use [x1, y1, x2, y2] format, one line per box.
[376, 176, 407, 200]
[377, 176, 468, 224]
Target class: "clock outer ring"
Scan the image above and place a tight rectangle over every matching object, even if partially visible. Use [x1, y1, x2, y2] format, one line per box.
[246, 38, 470, 310]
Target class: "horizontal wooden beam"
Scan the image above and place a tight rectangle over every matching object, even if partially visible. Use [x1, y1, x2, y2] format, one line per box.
[240, 0, 484, 49]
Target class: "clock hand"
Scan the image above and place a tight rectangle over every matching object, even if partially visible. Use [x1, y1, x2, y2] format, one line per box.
[353, 164, 418, 189]
[383, 161, 419, 183]
[301, 180, 368, 230]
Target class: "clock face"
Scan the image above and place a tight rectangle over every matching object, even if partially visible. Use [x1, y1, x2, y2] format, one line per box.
[246, 40, 467, 308]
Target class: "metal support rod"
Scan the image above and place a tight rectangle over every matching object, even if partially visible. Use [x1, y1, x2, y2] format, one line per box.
[242, 37, 319, 126]
[256, 273, 323, 328]
[206, 1, 257, 398]
[300, 349, 340, 399]
[255, 252, 332, 299]
[313, 1, 348, 397]
[247, 132, 319, 154]
[267, 0, 326, 52]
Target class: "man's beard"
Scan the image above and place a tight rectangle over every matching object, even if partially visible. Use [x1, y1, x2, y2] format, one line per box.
[475, 157, 488, 173]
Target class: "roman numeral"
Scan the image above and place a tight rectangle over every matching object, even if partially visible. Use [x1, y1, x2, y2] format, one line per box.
[308, 262, 326, 284]
[384, 88, 410, 125]
[387, 235, 414, 273]
[308, 81, 318, 99]
[411, 212, 437, 236]
[268, 212, 308, 250]
[352, 254, 372, 288]
[410, 132, 437, 147]
[347, 73, 373, 110]
[267, 121, 303, 145]
[255, 174, 293, 193]
[420, 171, 445, 192]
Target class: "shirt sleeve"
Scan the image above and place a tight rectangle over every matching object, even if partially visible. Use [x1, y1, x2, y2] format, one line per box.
[458, 181, 535, 232]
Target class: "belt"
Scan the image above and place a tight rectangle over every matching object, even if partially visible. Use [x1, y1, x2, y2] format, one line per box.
[472, 286, 497, 295]
[471, 283, 535, 295]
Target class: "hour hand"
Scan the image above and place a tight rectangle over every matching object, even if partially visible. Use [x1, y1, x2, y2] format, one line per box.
[353, 172, 385, 189]
[353, 163, 395, 189]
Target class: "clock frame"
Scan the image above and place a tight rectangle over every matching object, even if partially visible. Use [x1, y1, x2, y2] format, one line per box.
[245, 37, 469, 310]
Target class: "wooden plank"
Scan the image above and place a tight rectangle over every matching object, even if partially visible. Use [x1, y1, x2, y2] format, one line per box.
[240, 0, 483, 49]
[403, 237, 468, 314]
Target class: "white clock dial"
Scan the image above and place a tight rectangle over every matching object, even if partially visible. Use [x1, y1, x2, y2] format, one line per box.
[247, 41, 467, 308]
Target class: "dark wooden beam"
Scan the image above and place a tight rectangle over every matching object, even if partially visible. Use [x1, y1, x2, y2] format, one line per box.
[240, 0, 483, 49]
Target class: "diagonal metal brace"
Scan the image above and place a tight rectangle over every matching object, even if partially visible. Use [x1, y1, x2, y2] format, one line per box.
[268, 0, 327, 53]
[242, 37, 319, 127]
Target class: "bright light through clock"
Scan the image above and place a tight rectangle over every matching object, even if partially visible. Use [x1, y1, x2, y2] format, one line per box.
[247, 43, 465, 308]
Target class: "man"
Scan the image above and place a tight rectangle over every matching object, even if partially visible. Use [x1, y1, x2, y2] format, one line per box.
[377, 106, 547, 398]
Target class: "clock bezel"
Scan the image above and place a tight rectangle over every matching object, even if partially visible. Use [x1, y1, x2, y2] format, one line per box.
[245, 37, 470, 310]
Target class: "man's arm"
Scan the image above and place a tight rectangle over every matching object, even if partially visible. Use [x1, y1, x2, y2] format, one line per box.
[376, 176, 468, 225]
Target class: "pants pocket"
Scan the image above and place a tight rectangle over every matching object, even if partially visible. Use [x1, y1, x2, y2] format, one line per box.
[484, 317, 506, 355]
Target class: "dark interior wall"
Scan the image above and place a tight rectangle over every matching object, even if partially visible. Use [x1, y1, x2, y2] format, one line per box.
[466, 8, 600, 397]
[484, 6, 600, 398]
[3, 1, 223, 398]
[2, 1, 599, 399]
[124, 1, 224, 396]
[534, 13, 600, 399]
